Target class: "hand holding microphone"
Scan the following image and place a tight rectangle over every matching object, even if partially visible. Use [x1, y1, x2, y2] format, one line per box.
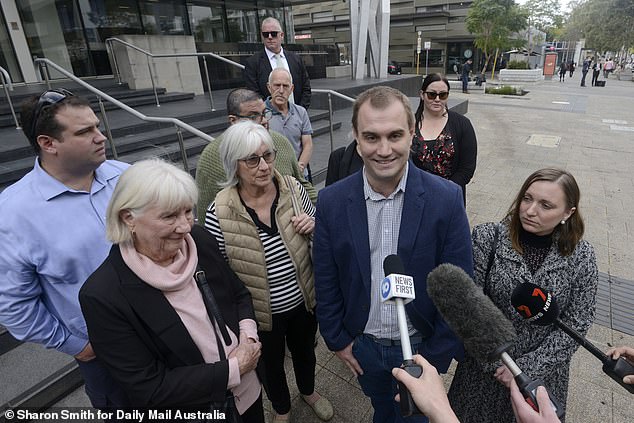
[510, 380, 561, 423]
[426, 264, 565, 418]
[382, 255, 423, 417]
[392, 354, 459, 423]
[606, 346, 634, 385]
[511, 283, 634, 394]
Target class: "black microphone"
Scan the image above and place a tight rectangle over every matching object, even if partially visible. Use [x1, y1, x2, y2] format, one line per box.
[382, 255, 422, 417]
[427, 264, 565, 417]
[511, 282, 634, 394]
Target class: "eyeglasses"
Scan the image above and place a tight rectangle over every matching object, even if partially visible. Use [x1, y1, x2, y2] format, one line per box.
[30, 88, 74, 139]
[424, 91, 449, 100]
[234, 109, 273, 122]
[240, 150, 277, 168]
[262, 31, 280, 38]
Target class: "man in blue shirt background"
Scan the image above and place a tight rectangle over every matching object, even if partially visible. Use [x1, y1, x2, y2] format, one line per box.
[0, 89, 129, 410]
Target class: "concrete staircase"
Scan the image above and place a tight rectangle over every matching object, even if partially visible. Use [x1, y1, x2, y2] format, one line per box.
[0, 79, 342, 190]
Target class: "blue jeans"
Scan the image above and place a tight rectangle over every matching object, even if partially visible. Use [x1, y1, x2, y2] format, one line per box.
[461, 74, 468, 92]
[352, 334, 428, 423]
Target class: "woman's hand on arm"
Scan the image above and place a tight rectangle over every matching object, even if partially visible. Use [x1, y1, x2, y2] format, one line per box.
[229, 340, 261, 375]
[291, 212, 314, 235]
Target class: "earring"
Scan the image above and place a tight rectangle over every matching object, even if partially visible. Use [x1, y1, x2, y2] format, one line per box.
[560, 220, 566, 225]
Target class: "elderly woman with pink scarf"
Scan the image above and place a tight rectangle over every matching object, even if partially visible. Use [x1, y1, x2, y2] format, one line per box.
[80, 159, 264, 422]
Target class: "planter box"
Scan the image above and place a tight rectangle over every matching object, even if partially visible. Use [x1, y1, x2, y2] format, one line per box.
[499, 68, 544, 83]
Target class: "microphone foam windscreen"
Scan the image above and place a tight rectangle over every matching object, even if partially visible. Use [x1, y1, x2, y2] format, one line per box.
[383, 254, 405, 277]
[427, 263, 517, 363]
[510, 282, 560, 326]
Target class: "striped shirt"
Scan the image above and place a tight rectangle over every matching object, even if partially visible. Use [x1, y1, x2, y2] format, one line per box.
[205, 179, 315, 314]
[363, 163, 417, 340]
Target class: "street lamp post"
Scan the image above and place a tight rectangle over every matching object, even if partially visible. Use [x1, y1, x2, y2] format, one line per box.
[416, 31, 422, 75]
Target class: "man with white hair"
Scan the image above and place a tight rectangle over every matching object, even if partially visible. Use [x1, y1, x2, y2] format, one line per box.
[244, 16, 311, 109]
[265, 68, 314, 181]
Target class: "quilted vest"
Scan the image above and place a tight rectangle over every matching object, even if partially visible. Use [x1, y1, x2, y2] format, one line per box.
[214, 170, 315, 331]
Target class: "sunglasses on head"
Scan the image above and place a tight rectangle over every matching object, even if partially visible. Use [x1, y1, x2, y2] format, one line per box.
[30, 88, 74, 140]
[262, 31, 280, 38]
[424, 91, 449, 100]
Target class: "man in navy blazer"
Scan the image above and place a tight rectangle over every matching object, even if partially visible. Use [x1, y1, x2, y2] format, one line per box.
[314, 86, 473, 422]
[243, 17, 311, 109]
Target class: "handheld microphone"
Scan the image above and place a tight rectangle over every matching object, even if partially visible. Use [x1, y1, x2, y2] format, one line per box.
[382, 255, 422, 417]
[427, 264, 565, 417]
[511, 282, 634, 394]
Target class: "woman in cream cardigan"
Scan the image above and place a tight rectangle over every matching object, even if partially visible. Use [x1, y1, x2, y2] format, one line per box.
[204, 121, 333, 422]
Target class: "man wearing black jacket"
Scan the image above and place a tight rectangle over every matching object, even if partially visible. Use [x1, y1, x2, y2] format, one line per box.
[244, 17, 311, 109]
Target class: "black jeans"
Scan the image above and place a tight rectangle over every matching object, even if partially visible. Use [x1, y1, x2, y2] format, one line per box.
[76, 357, 131, 422]
[258, 303, 317, 414]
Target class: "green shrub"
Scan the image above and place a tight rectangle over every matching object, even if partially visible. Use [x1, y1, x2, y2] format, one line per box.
[507, 60, 530, 70]
[485, 85, 519, 95]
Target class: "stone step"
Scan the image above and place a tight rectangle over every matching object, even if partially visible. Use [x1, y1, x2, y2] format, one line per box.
[0, 343, 83, 418]
[0, 327, 21, 356]
[0, 108, 341, 189]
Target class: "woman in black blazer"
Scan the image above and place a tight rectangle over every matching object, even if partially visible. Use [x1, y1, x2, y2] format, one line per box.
[80, 159, 264, 422]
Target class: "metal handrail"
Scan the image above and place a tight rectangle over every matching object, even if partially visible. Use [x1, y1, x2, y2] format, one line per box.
[312, 89, 355, 153]
[0, 66, 20, 129]
[105, 37, 245, 110]
[34, 57, 214, 172]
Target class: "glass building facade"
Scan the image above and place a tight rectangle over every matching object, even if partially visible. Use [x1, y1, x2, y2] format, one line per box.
[0, 1, 291, 83]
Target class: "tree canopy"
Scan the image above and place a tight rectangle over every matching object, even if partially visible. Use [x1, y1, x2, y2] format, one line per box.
[564, 0, 634, 51]
[466, 0, 528, 72]
[522, 0, 565, 41]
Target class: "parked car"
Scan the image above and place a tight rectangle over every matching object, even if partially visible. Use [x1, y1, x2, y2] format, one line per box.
[388, 61, 402, 75]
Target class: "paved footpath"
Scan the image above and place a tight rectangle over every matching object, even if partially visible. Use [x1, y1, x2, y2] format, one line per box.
[288, 73, 634, 423]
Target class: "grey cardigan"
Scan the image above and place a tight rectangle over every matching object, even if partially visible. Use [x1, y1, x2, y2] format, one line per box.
[448, 221, 598, 422]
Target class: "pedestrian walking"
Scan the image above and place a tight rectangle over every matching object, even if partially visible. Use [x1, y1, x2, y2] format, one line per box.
[592, 60, 601, 86]
[559, 61, 567, 82]
[580, 58, 590, 86]
[462, 59, 472, 93]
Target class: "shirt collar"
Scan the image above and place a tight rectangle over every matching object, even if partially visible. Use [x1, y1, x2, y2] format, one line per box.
[34, 158, 120, 200]
[265, 97, 293, 116]
[265, 47, 285, 60]
[363, 162, 409, 201]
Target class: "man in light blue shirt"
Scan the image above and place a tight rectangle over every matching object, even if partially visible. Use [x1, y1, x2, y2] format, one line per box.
[266, 67, 314, 181]
[0, 89, 129, 410]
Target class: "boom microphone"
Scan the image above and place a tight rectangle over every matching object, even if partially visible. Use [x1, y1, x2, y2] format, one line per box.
[512, 282, 634, 394]
[427, 264, 564, 417]
[382, 255, 422, 417]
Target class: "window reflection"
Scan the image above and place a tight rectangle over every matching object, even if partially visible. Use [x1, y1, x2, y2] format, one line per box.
[189, 4, 226, 43]
[139, 1, 189, 35]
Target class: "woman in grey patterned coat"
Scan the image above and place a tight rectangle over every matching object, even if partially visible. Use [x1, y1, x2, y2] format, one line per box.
[448, 168, 598, 422]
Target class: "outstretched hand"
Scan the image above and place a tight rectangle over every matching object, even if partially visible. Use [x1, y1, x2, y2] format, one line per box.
[391, 354, 459, 423]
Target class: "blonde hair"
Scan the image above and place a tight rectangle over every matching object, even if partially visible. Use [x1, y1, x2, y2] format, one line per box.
[106, 158, 198, 243]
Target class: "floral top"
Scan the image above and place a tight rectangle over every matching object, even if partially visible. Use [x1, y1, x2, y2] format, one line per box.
[411, 124, 456, 179]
